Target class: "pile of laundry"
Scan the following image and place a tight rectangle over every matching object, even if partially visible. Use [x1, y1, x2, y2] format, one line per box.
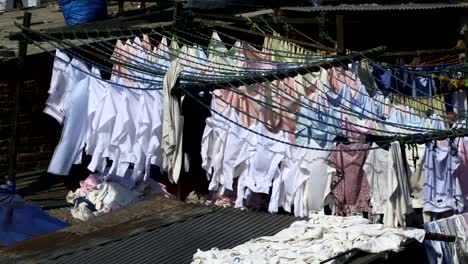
[192, 214, 425, 264]
[0, 181, 69, 246]
[66, 172, 174, 221]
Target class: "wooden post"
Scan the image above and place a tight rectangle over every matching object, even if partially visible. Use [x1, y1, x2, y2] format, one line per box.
[336, 14, 345, 56]
[318, 12, 326, 45]
[173, 0, 183, 28]
[464, 28, 467, 123]
[118, 0, 124, 14]
[8, 12, 31, 183]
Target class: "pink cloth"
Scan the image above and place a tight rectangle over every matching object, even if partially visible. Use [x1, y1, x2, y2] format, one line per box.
[74, 174, 102, 198]
[214, 78, 300, 143]
[456, 139, 468, 213]
[328, 67, 347, 94]
[327, 143, 371, 216]
[342, 114, 366, 142]
[111, 39, 136, 87]
[111, 40, 128, 78]
[243, 44, 275, 71]
[142, 35, 152, 51]
[344, 70, 361, 98]
[274, 78, 300, 143]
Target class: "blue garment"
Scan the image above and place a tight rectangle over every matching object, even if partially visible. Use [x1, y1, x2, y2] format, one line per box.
[326, 83, 351, 108]
[424, 222, 455, 264]
[372, 68, 393, 92]
[414, 77, 434, 97]
[58, 0, 107, 25]
[76, 197, 96, 211]
[296, 96, 341, 148]
[349, 85, 378, 120]
[395, 70, 413, 96]
[0, 182, 69, 247]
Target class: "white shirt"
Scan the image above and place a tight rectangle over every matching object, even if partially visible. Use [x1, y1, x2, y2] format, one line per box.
[202, 98, 231, 192]
[405, 144, 426, 209]
[43, 50, 72, 124]
[84, 68, 108, 157]
[384, 142, 413, 228]
[244, 123, 288, 194]
[363, 144, 390, 215]
[303, 142, 335, 214]
[220, 110, 255, 192]
[87, 81, 119, 174]
[47, 59, 90, 175]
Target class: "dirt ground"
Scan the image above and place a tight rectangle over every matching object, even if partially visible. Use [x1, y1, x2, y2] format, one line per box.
[47, 208, 83, 225]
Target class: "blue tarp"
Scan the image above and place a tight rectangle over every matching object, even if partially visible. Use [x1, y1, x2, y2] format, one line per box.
[58, 0, 107, 25]
[0, 181, 70, 247]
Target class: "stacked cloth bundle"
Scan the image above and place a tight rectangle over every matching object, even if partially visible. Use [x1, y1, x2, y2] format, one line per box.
[192, 214, 425, 264]
[424, 213, 468, 264]
[66, 173, 173, 221]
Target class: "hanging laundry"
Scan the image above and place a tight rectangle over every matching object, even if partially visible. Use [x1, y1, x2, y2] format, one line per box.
[456, 138, 468, 213]
[405, 144, 426, 209]
[47, 58, 91, 175]
[327, 142, 371, 216]
[423, 140, 464, 215]
[372, 67, 393, 93]
[414, 76, 435, 98]
[424, 214, 468, 264]
[363, 143, 390, 216]
[162, 59, 185, 184]
[357, 60, 378, 94]
[384, 141, 413, 228]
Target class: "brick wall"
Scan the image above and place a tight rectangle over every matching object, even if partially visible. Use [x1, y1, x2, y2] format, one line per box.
[0, 53, 62, 182]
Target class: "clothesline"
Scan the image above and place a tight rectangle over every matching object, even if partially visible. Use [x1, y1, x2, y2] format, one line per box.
[21, 28, 460, 139]
[21, 19, 460, 124]
[18, 23, 468, 142]
[164, 25, 463, 121]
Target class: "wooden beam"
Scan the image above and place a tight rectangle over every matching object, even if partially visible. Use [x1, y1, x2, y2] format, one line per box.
[380, 47, 465, 57]
[200, 21, 334, 51]
[193, 12, 320, 25]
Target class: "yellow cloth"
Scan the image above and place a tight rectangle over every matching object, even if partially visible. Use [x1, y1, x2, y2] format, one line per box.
[394, 95, 447, 120]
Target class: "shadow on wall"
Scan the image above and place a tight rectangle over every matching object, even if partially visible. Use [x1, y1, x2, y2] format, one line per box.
[0, 53, 62, 181]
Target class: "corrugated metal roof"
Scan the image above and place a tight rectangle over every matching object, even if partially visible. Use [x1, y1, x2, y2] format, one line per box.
[0, 254, 13, 264]
[281, 3, 468, 12]
[49, 208, 298, 264]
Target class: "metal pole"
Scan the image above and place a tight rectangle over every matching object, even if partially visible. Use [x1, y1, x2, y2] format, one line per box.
[8, 12, 31, 183]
